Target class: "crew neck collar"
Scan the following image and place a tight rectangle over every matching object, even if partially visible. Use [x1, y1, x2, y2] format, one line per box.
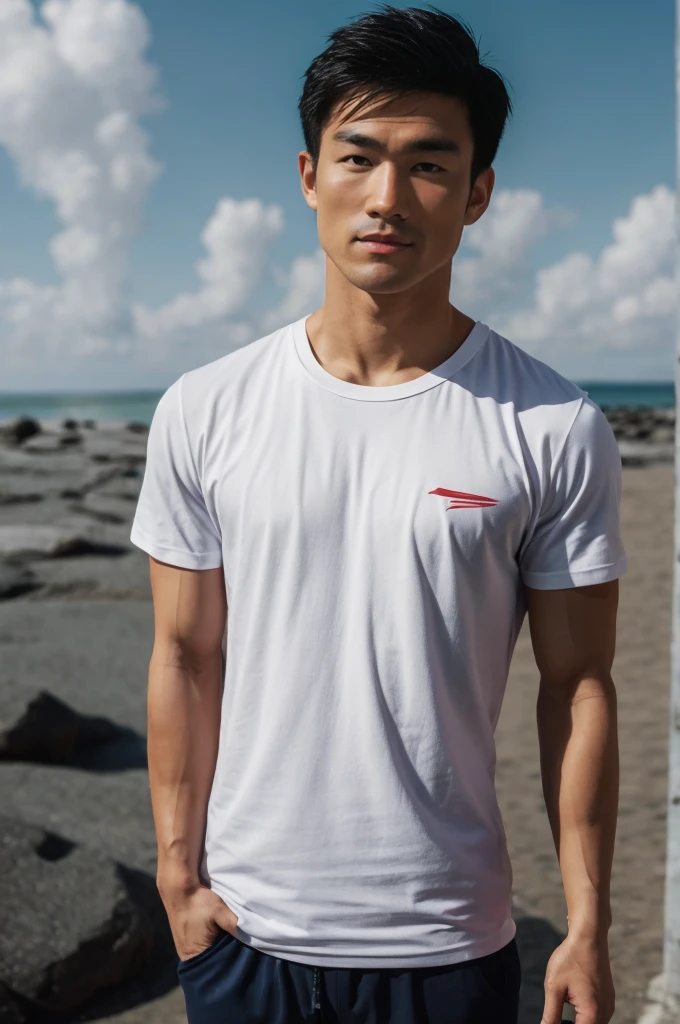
[291, 314, 489, 402]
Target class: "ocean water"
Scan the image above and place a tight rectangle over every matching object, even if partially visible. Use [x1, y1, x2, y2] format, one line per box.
[0, 381, 674, 426]
[577, 382, 675, 410]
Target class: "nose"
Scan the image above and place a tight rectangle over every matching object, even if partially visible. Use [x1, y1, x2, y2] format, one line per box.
[365, 162, 409, 222]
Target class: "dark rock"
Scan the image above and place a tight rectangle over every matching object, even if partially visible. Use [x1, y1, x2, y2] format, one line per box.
[0, 526, 101, 559]
[651, 425, 674, 444]
[0, 818, 155, 1013]
[21, 437, 65, 455]
[618, 439, 674, 466]
[82, 493, 133, 522]
[58, 432, 82, 447]
[61, 419, 78, 431]
[53, 868, 177, 1021]
[81, 465, 126, 495]
[0, 564, 41, 601]
[30, 579, 99, 601]
[125, 422, 149, 434]
[0, 493, 43, 507]
[0, 982, 27, 1023]
[602, 406, 675, 443]
[0, 419, 41, 446]
[0, 691, 119, 764]
[81, 419, 97, 430]
[57, 466, 121, 502]
[69, 498, 126, 525]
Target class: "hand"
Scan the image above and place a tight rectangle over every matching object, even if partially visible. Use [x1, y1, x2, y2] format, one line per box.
[541, 933, 615, 1023]
[159, 879, 239, 962]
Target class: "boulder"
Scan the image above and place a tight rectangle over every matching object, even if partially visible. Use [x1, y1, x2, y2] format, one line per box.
[0, 691, 118, 764]
[58, 432, 82, 447]
[0, 818, 155, 1014]
[70, 497, 125, 525]
[0, 419, 41, 446]
[0, 493, 43, 507]
[0, 564, 40, 601]
[20, 436, 65, 455]
[618, 440, 674, 467]
[651, 425, 674, 444]
[74, 493, 133, 525]
[80, 465, 127, 495]
[0, 984, 27, 1024]
[0, 525, 100, 559]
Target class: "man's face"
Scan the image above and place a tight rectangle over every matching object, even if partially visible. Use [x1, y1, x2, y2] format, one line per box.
[299, 90, 494, 295]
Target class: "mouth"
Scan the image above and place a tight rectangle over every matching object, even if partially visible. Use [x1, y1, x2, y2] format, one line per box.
[356, 236, 413, 254]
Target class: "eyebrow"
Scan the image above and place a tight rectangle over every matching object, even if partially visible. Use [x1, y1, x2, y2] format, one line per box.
[331, 129, 461, 155]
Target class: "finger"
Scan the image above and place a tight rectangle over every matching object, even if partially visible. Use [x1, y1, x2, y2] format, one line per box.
[213, 902, 239, 935]
[541, 985, 567, 1024]
[573, 1000, 598, 1024]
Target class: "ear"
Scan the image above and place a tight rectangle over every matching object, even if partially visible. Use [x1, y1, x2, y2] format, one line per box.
[464, 166, 495, 227]
[299, 151, 318, 212]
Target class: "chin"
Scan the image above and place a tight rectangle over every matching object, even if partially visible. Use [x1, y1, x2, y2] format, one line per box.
[344, 266, 418, 294]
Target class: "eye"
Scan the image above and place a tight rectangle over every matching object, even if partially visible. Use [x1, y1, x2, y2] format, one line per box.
[340, 155, 445, 172]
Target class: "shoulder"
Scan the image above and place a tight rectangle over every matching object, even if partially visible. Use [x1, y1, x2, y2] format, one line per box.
[476, 325, 614, 453]
[163, 320, 296, 426]
[479, 326, 588, 408]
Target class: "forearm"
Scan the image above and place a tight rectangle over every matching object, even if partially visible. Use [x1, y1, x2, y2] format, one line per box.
[537, 673, 619, 939]
[147, 648, 223, 891]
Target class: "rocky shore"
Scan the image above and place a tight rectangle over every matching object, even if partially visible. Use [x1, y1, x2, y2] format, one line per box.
[0, 408, 674, 1023]
[601, 406, 675, 467]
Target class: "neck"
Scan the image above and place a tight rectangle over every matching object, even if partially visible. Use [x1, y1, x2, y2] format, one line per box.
[304, 257, 476, 388]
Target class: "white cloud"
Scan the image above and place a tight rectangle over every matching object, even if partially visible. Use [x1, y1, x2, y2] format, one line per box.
[495, 184, 675, 353]
[0, 0, 162, 365]
[133, 197, 285, 344]
[451, 188, 569, 304]
[0, 0, 291, 375]
[260, 247, 326, 333]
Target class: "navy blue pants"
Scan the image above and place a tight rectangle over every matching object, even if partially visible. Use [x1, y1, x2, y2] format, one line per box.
[177, 929, 521, 1023]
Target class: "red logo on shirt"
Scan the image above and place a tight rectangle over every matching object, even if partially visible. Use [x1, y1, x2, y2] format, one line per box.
[429, 487, 499, 510]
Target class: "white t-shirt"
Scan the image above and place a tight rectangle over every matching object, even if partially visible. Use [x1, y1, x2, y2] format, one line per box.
[130, 315, 626, 969]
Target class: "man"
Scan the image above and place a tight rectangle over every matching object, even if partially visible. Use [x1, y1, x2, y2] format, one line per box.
[130, 5, 625, 1023]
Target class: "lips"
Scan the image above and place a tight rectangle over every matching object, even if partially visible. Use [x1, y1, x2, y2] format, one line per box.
[359, 235, 411, 246]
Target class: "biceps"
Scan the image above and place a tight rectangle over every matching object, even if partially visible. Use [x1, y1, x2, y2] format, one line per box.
[149, 556, 227, 665]
[525, 580, 618, 686]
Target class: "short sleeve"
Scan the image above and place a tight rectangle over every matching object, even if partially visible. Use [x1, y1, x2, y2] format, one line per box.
[519, 398, 627, 590]
[130, 375, 223, 570]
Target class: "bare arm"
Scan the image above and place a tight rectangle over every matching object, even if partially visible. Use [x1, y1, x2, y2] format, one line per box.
[147, 555, 237, 957]
[526, 579, 619, 1023]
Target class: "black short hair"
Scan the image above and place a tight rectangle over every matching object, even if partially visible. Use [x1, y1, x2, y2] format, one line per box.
[298, 4, 513, 187]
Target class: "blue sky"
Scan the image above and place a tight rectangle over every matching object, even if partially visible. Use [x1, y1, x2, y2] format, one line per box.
[0, 0, 675, 390]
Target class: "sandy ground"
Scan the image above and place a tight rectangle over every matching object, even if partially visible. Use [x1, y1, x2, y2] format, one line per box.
[0, 438, 673, 1023]
[495, 465, 674, 1023]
